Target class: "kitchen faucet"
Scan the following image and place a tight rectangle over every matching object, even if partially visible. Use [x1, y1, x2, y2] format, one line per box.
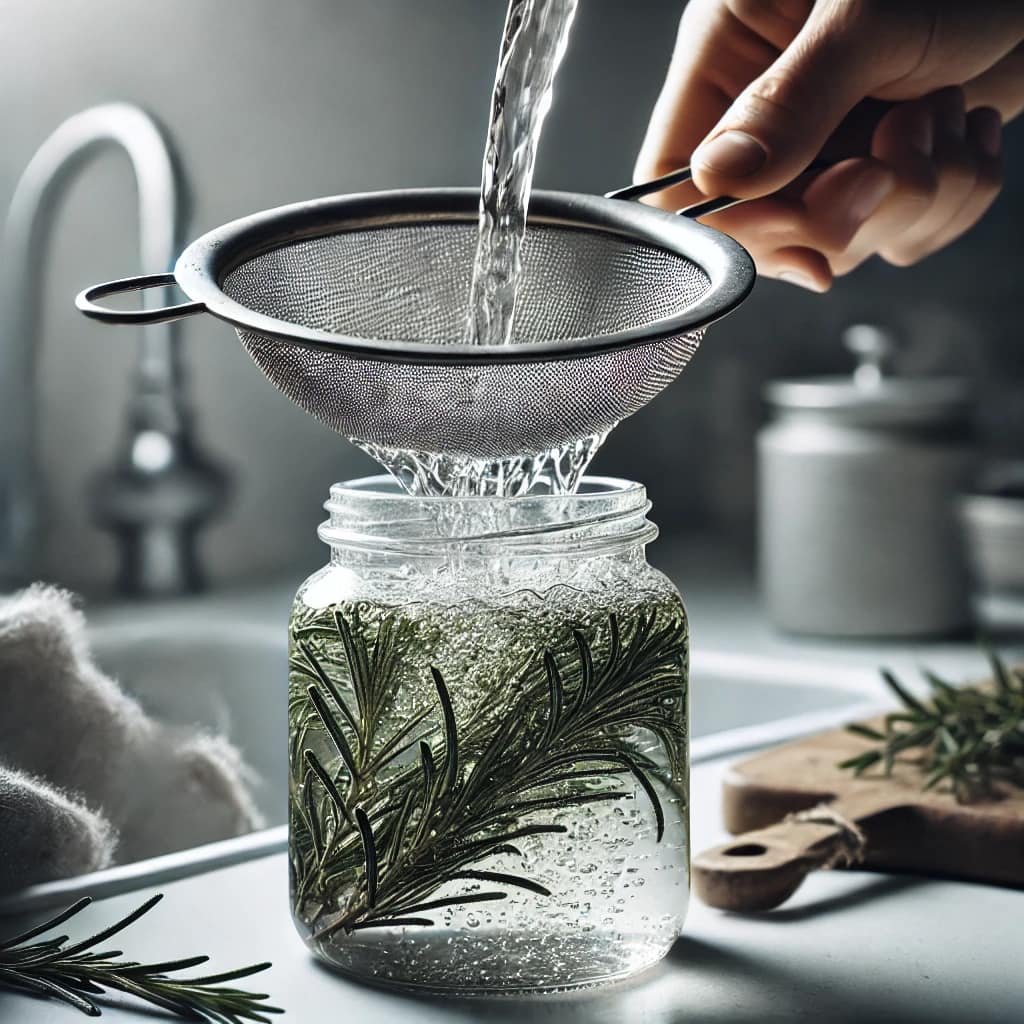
[0, 103, 227, 596]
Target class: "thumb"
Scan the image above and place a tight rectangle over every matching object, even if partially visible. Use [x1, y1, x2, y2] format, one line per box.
[691, 5, 889, 199]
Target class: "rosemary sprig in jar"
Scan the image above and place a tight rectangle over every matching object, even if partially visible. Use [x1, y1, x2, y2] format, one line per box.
[289, 603, 688, 937]
[840, 651, 1024, 803]
[0, 894, 282, 1021]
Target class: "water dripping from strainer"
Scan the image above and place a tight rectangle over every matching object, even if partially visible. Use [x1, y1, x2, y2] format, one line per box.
[355, 431, 609, 499]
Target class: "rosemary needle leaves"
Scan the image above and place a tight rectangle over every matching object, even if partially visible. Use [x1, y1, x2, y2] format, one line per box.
[0, 894, 282, 1022]
[840, 651, 1024, 803]
[289, 601, 689, 938]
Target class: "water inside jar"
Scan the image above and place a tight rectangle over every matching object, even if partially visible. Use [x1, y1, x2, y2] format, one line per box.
[288, 576, 689, 992]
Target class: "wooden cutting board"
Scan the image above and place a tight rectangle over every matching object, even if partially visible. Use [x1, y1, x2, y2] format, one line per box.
[692, 711, 1024, 912]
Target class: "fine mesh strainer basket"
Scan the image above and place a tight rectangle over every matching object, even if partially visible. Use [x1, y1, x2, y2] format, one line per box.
[77, 185, 754, 461]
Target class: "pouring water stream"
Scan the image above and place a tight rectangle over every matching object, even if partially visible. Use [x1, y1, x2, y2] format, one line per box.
[465, 0, 578, 349]
[366, 0, 599, 498]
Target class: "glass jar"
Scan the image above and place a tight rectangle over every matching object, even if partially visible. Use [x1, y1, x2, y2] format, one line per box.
[288, 475, 689, 993]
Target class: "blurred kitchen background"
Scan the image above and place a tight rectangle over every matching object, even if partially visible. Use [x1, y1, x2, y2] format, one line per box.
[3, 0, 1022, 594]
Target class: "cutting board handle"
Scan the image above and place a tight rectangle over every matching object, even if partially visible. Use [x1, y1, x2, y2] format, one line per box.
[693, 791, 898, 912]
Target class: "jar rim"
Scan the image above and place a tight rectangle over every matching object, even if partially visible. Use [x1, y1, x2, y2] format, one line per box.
[319, 475, 657, 555]
[327, 474, 645, 503]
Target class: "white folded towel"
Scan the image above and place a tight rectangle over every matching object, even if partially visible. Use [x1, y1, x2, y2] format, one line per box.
[0, 585, 263, 894]
[0, 767, 114, 892]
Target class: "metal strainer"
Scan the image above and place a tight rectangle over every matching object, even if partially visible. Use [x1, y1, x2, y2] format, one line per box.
[77, 180, 754, 462]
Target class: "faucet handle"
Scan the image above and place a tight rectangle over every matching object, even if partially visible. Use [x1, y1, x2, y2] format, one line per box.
[90, 429, 231, 597]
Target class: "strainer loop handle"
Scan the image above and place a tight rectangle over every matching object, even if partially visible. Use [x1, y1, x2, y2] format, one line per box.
[76, 272, 206, 325]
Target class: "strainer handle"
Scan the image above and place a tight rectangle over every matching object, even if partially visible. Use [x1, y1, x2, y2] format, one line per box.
[76, 272, 206, 325]
[606, 159, 831, 218]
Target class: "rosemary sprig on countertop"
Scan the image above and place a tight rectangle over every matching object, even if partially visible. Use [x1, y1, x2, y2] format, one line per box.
[0, 894, 282, 1021]
[840, 651, 1024, 803]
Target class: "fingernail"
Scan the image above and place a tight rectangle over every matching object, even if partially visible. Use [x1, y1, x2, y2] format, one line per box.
[972, 108, 1002, 159]
[778, 270, 824, 293]
[847, 167, 895, 225]
[693, 130, 768, 178]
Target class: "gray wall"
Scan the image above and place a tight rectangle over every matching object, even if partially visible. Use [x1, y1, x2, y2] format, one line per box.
[4, 0, 1022, 592]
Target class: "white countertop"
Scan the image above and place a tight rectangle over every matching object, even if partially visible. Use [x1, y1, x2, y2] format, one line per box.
[5, 753, 1022, 1024]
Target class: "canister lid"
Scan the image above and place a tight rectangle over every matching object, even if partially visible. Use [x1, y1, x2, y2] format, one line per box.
[764, 324, 973, 426]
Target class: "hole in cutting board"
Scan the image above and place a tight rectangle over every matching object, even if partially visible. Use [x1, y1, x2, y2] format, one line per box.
[723, 843, 767, 857]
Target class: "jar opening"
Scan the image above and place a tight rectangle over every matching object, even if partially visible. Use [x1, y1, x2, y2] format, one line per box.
[318, 475, 657, 556]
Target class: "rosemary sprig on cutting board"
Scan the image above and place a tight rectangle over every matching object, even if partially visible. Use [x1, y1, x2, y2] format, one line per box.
[0, 894, 281, 1021]
[840, 651, 1024, 803]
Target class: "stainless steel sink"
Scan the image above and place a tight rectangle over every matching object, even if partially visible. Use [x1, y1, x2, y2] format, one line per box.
[690, 650, 881, 761]
[1, 597, 881, 914]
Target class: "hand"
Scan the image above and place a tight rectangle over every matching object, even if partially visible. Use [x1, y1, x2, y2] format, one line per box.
[635, 0, 1024, 291]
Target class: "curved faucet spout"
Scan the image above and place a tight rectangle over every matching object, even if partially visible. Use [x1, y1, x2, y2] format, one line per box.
[0, 103, 227, 594]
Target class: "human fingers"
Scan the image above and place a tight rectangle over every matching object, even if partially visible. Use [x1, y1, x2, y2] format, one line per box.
[689, 1, 914, 201]
[692, 154, 896, 290]
[827, 96, 940, 275]
[699, 196, 834, 292]
[820, 91, 1003, 272]
[962, 43, 1024, 121]
[690, 1, 1024, 203]
[634, 0, 807, 211]
[893, 106, 1004, 263]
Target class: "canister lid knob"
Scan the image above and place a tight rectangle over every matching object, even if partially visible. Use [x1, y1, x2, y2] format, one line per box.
[844, 324, 896, 388]
[764, 322, 971, 426]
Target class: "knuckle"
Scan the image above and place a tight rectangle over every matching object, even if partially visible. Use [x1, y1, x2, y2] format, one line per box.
[816, 0, 929, 86]
[891, 165, 940, 209]
[724, 0, 810, 31]
[830, 250, 869, 276]
[740, 72, 808, 123]
[810, 0, 883, 53]
[880, 245, 928, 268]
[803, 219, 853, 258]
[839, 0, 888, 25]
[723, 0, 771, 21]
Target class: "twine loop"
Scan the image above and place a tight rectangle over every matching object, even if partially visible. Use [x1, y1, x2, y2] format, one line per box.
[785, 803, 867, 869]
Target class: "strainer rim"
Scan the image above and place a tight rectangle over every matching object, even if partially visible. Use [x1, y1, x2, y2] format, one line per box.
[174, 187, 754, 365]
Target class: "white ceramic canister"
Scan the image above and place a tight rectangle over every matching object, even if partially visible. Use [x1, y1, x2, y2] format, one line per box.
[758, 326, 976, 637]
